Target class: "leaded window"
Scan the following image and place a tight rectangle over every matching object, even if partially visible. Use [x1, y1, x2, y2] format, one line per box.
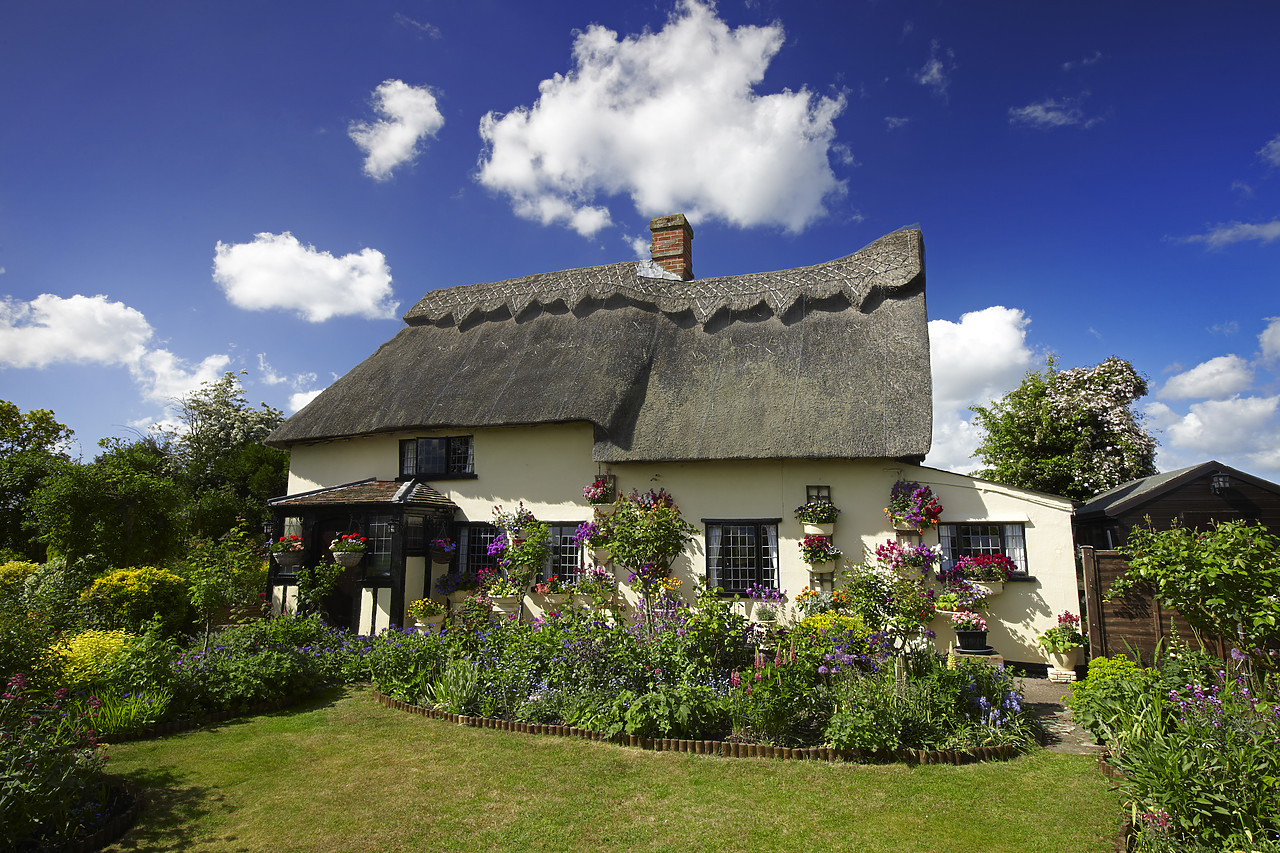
[705, 521, 779, 594]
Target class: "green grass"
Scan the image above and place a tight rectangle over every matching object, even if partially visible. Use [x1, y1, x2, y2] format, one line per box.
[104, 686, 1121, 853]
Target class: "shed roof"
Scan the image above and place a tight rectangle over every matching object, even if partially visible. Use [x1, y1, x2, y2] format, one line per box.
[1074, 460, 1280, 520]
[268, 479, 458, 513]
[267, 228, 932, 463]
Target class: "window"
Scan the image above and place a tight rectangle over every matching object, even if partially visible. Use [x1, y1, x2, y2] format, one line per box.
[367, 514, 393, 575]
[806, 485, 831, 504]
[399, 436, 474, 478]
[705, 521, 779, 593]
[939, 523, 1027, 574]
[458, 523, 499, 576]
[545, 524, 583, 584]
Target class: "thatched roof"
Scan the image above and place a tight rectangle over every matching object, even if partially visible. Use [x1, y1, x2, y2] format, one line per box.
[267, 228, 932, 463]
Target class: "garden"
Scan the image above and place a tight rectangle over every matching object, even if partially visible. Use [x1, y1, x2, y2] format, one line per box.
[2, 484, 1278, 852]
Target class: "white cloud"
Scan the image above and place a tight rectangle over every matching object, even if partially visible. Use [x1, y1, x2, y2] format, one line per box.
[914, 39, 954, 96]
[476, 0, 847, 237]
[349, 79, 445, 181]
[289, 388, 324, 413]
[1062, 51, 1102, 72]
[213, 232, 399, 322]
[1259, 133, 1280, 167]
[256, 353, 317, 392]
[1163, 395, 1280, 456]
[1182, 220, 1280, 248]
[1160, 354, 1254, 400]
[132, 349, 232, 404]
[924, 306, 1036, 472]
[0, 293, 152, 368]
[393, 13, 440, 39]
[884, 116, 910, 131]
[1260, 317, 1280, 364]
[1009, 95, 1102, 130]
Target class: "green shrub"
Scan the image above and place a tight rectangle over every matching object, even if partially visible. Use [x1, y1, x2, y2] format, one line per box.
[55, 629, 137, 690]
[82, 566, 190, 634]
[0, 559, 38, 609]
[1067, 654, 1155, 742]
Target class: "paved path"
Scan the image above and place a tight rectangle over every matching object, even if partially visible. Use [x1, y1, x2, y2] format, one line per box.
[1015, 676, 1105, 755]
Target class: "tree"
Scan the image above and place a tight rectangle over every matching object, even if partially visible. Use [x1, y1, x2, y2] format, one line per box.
[970, 356, 1157, 501]
[0, 402, 74, 560]
[1113, 518, 1280, 667]
[164, 371, 289, 537]
[185, 522, 268, 650]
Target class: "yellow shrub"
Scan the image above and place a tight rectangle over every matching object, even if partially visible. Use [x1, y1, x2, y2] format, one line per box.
[54, 629, 137, 689]
[83, 566, 190, 633]
[794, 611, 869, 641]
[0, 559, 38, 601]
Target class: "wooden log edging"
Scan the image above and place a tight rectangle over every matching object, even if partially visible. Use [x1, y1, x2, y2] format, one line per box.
[369, 690, 1022, 765]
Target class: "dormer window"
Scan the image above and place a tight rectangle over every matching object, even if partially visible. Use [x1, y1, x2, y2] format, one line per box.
[399, 436, 474, 479]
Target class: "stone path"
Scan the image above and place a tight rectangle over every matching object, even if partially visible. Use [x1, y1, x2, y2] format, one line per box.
[1015, 676, 1105, 755]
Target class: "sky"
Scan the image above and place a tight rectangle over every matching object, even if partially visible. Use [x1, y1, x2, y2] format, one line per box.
[1, 1, 1278, 488]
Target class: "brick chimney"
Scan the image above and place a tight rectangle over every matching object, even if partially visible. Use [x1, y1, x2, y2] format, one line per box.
[649, 214, 694, 280]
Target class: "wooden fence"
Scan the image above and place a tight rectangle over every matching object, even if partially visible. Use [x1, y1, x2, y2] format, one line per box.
[1079, 545, 1229, 665]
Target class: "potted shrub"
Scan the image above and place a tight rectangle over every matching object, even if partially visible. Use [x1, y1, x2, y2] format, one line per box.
[939, 553, 1016, 596]
[950, 611, 989, 651]
[934, 578, 990, 615]
[584, 475, 617, 514]
[799, 535, 842, 573]
[1037, 610, 1086, 672]
[329, 533, 367, 568]
[573, 565, 618, 610]
[406, 597, 445, 634]
[492, 502, 536, 538]
[428, 537, 456, 565]
[873, 538, 942, 575]
[794, 500, 840, 536]
[596, 489, 697, 590]
[268, 534, 305, 568]
[884, 479, 943, 534]
[534, 574, 572, 610]
[485, 575, 525, 618]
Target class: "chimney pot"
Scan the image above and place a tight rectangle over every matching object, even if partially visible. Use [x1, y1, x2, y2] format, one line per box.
[649, 214, 694, 280]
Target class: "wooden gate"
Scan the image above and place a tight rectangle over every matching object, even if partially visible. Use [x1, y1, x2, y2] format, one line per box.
[1079, 546, 1228, 664]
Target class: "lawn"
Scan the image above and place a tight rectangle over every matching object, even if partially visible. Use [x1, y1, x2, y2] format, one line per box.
[103, 685, 1121, 853]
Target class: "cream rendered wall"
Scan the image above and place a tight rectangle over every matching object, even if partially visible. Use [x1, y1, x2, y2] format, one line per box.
[285, 422, 1077, 662]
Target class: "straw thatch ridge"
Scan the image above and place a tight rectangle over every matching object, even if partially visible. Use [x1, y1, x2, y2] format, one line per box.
[267, 228, 932, 463]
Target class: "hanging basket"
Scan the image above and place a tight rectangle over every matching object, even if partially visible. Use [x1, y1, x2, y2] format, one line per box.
[273, 551, 303, 569]
[807, 561, 837, 575]
[332, 550, 364, 569]
[429, 548, 453, 565]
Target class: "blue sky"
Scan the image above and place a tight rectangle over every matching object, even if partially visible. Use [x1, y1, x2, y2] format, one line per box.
[2, 1, 1278, 486]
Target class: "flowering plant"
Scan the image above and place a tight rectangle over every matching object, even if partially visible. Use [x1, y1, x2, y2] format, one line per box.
[1036, 611, 1085, 653]
[573, 565, 617, 599]
[889, 576, 937, 628]
[934, 578, 990, 612]
[486, 576, 524, 598]
[794, 501, 840, 525]
[746, 583, 787, 621]
[583, 475, 616, 504]
[799, 535, 842, 566]
[433, 571, 479, 596]
[884, 479, 943, 532]
[406, 597, 444, 619]
[268, 534, 304, 554]
[572, 520, 606, 548]
[939, 553, 1017, 583]
[873, 539, 942, 575]
[951, 611, 988, 632]
[492, 502, 536, 532]
[534, 575, 570, 595]
[428, 537, 456, 554]
[794, 587, 853, 618]
[329, 533, 367, 553]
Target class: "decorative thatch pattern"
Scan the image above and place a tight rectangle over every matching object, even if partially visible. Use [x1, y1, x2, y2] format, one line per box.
[268, 229, 933, 462]
[404, 229, 924, 326]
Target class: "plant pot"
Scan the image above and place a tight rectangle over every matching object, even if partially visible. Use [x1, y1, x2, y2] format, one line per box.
[273, 551, 303, 569]
[589, 547, 612, 565]
[807, 561, 836, 574]
[591, 502, 615, 517]
[892, 519, 919, 533]
[969, 580, 1004, 596]
[1050, 647, 1081, 671]
[541, 592, 572, 610]
[429, 548, 453, 565]
[802, 522, 835, 536]
[490, 595, 522, 618]
[411, 614, 445, 635]
[447, 591, 476, 610]
[332, 550, 364, 568]
[954, 629, 988, 651]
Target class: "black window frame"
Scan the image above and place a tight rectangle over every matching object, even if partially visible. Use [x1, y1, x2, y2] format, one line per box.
[703, 518, 781, 595]
[398, 435, 475, 480]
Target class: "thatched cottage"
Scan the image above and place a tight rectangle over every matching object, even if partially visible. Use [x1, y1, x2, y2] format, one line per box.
[265, 216, 1077, 664]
